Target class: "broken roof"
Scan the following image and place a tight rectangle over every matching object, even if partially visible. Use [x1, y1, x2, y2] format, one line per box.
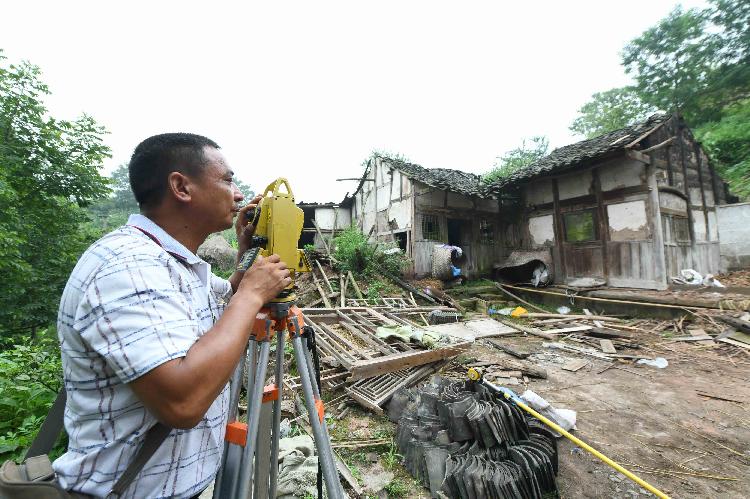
[373, 155, 493, 198]
[489, 113, 672, 189]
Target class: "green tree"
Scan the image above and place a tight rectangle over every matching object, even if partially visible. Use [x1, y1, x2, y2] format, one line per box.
[622, 6, 716, 121]
[483, 136, 549, 183]
[0, 52, 110, 335]
[569, 87, 655, 138]
[695, 98, 750, 200]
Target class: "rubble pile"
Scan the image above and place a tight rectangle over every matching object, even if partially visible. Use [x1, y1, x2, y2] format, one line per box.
[391, 377, 559, 498]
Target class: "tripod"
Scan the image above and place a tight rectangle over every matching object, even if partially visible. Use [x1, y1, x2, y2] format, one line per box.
[212, 301, 345, 499]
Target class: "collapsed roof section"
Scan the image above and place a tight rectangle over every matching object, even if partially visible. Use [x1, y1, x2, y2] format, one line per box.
[487, 113, 672, 190]
[345, 154, 496, 203]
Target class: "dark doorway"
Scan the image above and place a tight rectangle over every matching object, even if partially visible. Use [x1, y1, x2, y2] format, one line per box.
[395, 231, 408, 251]
[447, 218, 463, 246]
[299, 230, 315, 246]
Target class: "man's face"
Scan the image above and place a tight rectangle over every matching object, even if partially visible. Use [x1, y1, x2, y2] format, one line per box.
[191, 147, 244, 232]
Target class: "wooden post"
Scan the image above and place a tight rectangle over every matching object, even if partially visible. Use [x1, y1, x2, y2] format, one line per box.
[347, 271, 364, 299]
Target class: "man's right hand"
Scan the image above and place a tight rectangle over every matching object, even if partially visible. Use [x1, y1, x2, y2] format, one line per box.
[236, 254, 292, 305]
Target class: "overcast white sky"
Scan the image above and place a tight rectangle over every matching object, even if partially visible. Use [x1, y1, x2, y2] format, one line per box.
[2, 0, 706, 203]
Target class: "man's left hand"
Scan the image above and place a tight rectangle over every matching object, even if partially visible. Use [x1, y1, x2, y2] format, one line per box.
[235, 194, 263, 259]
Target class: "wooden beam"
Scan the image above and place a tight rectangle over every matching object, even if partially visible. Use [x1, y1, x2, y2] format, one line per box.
[625, 120, 668, 149]
[348, 343, 470, 381]
[626, 149, 651, 164]
[638, 136, 676, 154]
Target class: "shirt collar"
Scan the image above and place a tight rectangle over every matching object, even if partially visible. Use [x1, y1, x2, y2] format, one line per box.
[126, 214, 203, 265]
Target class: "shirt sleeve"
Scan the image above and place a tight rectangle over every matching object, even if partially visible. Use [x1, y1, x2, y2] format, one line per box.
[210, 273, 233, 304]
[75, 255, 201, 383]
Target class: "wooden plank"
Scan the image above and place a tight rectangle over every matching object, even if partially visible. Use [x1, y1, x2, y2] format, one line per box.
[315, 259, 335, 294]
[487, 340, 530, 359]
[545, 325, 593, 335]
[311, 219, 333, 258]
[583, 308, 603, 328]
[562, 359, 588, 372]
[347, 271, 364, 299]
[599, 339, 617, 354]
[718, 338, 750, 350]
[520, 313, 623, 322]
[495, 318, 556, 340]
[348, 343, 470, 381]
[311, 270, 333, 308]
[688, 328, 715, 346]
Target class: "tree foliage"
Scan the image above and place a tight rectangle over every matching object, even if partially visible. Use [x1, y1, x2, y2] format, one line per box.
[0, 52, 110, 335]
[569, 0, 749, 199]
[695, 98, 750, 200]
[0, 335, 66, 462]
[569, 87, 655, 138]
[482, 136, 549, 183]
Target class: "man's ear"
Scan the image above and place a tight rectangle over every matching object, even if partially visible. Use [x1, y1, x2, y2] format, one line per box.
[167, 171, 193, 203]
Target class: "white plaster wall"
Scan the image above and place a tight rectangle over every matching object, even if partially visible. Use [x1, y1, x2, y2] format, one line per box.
[447, 191, 474, 209]
[703, 187, 715, 207]
[717, 203, 750, 270]
[558, 170, 592, 200]
[388, 199, 412, 230]
[707, 210, 718, 242]
[659, 192, 688, 213]
[376, 183, 391, 210]
[525, 179, 553, 206]
[528, 215, 555, 247]
[689, 188, 704, 205]
[599, 160, 644, 191]
[390, 171, 402, 200]
[692, 209, 707, 242]
[607, 200, 649, 241]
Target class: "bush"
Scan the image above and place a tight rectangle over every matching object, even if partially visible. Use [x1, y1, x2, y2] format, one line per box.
[332, 227, 409, 279]
[0, 336, 66, 462]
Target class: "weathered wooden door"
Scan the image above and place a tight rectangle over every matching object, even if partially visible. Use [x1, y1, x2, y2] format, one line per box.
[559, 208, 605, 281]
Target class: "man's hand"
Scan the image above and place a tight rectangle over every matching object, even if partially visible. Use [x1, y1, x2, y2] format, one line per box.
[235, 194, 263, 259]
[235, 254, 292, 306]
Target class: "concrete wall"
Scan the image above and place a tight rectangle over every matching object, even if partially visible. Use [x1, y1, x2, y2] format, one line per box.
[717, 202, 750, 271]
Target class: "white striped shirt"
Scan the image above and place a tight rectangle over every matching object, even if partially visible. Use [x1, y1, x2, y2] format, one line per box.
[53, 214, 232, 498]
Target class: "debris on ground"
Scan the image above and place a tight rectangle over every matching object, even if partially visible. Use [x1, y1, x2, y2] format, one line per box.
[279, 258, 750, 498]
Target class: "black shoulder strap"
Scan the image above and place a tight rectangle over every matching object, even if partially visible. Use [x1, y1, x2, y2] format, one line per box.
[25, 388, 67, 459]
[26, 387, 172, 498]
[108, 423, 172, 497]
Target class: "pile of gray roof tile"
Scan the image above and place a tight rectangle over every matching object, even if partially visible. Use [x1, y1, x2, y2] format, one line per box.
[389, 377, 558, 498]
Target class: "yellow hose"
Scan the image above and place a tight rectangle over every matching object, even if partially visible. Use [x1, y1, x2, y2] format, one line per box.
[507, 393, 671, 499]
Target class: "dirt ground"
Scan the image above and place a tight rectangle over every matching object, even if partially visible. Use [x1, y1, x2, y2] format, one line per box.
[460, 335, 750, 499]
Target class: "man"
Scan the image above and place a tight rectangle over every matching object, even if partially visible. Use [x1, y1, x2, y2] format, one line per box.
[53, 133, 290, 498]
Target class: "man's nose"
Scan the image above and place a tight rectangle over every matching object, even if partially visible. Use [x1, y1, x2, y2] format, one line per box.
[233, 185, 244, 202]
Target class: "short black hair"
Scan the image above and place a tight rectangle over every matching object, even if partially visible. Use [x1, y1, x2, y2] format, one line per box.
[128, 133, 220, 208]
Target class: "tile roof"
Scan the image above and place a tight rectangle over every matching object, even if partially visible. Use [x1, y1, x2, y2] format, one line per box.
[489, 113, 672, 189]
[374, 155, 493, 198]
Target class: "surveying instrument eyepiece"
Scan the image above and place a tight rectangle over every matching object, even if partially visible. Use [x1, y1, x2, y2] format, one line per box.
[212, 178, 344, 499]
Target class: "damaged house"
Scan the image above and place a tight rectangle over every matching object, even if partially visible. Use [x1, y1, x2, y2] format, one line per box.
[304, 113, 733, 290]
[488, 113, 731, 290]
[343, 155, 502, 278]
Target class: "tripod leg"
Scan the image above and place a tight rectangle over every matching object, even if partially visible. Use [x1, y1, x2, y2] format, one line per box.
[236, 340, 271, 499]
[291, 334, 345, 499]
[227, 338, 259, 499]
[212, 352, 247, 499]
[268, 330, 285, 499]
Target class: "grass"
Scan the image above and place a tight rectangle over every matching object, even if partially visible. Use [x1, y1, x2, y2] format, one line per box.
[384, 478, 410, 497]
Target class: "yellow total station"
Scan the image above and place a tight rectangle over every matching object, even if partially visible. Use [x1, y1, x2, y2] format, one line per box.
[240, 178, 311, 302]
